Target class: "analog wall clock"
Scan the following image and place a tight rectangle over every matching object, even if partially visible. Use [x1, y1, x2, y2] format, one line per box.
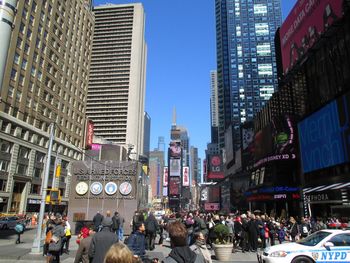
[75, 182, 88, 195]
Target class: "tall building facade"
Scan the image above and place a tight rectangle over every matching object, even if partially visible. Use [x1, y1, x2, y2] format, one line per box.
[143, 111, 151, 159]
[149, 150, 165, 198]
[190, 146, 199, 184]
[87, 3, 147, 158]
[215, 0, 282, 149]
[210, 70, 219, 144]
[0, 0, 94, 213]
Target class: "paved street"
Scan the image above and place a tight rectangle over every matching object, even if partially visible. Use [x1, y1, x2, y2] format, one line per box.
[0, 227, 258, 262]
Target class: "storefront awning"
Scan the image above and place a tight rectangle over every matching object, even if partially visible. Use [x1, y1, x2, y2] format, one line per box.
[303, 182, 350, 193]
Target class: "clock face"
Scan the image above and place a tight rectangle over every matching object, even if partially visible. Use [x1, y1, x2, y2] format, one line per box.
[119, 182, 132, 195]
[105, 182, 117, 195]
[90, 182, 103, 195]
[75, 182, 88, 195]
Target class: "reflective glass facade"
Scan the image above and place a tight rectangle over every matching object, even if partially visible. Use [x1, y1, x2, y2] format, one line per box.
[215, 0, 282, 149]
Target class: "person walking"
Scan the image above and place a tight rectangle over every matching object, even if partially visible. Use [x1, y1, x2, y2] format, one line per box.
[15, 221, 25, 244]
[112, 212, 120, 237]
[62, 216, 72, 254]
[163, 221, 205, 263]
[127, 222, 146, 261]
[145, 212, 159, 251]
[88, 217, 118, 263]
[247, 214, 259, 252]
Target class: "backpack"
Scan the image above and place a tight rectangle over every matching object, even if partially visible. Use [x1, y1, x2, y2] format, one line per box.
[112, 216, 120, 231]
[15, 223, 24, 233]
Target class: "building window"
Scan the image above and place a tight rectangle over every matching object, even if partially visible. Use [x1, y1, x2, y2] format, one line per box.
[10, 69, 17, 80]
[0, 140, 11, 153]
[257, 43, 271, 56]
[258, 63, 273, 76]
[18, 146, 30, 159]
[14, 53, 20, 64]
[254, 4, 267, 15]
[255, 23, 269, 36]
[0, 179, 7, 191]
[16, 164, 28, 175]
[30, 184, 41, 194]
[8, 86, 14, 98]
[21, 59, 27, 70]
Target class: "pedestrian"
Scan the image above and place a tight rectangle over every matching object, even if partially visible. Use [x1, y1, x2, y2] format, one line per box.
[118, 212, 125, 241]
[112, 212, 120, 237]
[48, 217, 65, 263]
[88, 217, 118, 263]
[62, 216, 71, 254]
[127, 221, 146, 261]
[247, 214, 259, 252]
[288, 217, 299, 242]
[92, 211, 104, 232]
[163, 221, 205, 263]
[145, 212, 159, 250]
[74, 228, 95, 263]
[190, 232, 212, 263]
[15, 221, 25, 244]
[104, 243, 135, 263]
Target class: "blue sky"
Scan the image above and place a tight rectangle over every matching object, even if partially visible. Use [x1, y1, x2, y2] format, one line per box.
[93, 0, 297, 162]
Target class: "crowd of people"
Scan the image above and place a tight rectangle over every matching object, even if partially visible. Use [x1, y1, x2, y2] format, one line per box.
[40, 209, 348, 263]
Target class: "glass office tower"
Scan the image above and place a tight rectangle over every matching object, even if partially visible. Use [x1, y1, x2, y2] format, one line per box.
[215, 0, 282, 150]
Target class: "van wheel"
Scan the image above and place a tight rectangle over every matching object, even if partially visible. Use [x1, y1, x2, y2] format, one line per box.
[292, 256, 314, 263]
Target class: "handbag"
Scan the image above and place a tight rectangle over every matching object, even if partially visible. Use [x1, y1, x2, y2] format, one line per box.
[48, 236, 62, 252]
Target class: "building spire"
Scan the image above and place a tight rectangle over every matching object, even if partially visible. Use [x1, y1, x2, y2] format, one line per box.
[172, 106, 177, 127]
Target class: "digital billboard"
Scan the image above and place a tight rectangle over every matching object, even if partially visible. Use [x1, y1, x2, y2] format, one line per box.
[163, 167, 168, 187]
[298, 92, 350, 173]
[169, 141, 182, 158]
[182, 166, 190, 186]
[253, 115, 298, 167]
[280, 0, 344, 74]
[207, 155, 224, 179]
[85, 120, 94, 149]
[169, 159, 181, 176]
[169, 177, 180, 196]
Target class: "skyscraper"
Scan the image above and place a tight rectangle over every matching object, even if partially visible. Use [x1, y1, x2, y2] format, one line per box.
[210, 70, 219, 144]
[190, 146, 200, 184]
[87, 3, 147, 158]
[215, 0, 282, 150]
[0, 0, 94, 213]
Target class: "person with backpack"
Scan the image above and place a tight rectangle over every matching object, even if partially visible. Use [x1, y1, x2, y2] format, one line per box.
[15, 221, 25, 244]
[300, 218, 310, 239]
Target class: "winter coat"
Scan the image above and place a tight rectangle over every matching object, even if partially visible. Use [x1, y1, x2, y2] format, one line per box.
[74, 235, 93, 263]
[145, 214, 159, 233]
[88, 227, 118, 263]
[162, 246, 205, 263]
[92, 213, 104, 230]
[127, 230, 146, 258]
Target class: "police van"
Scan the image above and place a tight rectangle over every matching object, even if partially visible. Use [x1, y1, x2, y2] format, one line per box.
[257, 229, 350, 263]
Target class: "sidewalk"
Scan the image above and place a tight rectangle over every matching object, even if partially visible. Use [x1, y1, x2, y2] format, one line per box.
[0, 228, 258, 262]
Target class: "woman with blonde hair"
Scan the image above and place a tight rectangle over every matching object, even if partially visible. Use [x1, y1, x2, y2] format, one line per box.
[104, 243, 137, 263]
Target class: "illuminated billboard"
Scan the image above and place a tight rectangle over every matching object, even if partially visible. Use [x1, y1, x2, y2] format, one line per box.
[85, 120, 94, 149]
[163, 167, 168, 187]
[169, 177, 180, 196]
[280, 0, 344, 74]
[207, 155, 224, 179]
[169, 159, 181, 176]
[182, 167, 190, 186]
[298, 92, 350, 173]
[169, 141, 182, 158]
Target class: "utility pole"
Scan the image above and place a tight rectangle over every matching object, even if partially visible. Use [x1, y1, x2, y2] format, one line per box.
[32, 123, 55, 253]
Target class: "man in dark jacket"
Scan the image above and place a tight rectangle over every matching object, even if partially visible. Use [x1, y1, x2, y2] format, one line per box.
[88, 217, 118, 263]
[92, 211, 104, 232]
[145, 212, 159, 250]
[163, 221, 205, 263]
[112, 211, 120, 235]
[127, 222, 146, 260]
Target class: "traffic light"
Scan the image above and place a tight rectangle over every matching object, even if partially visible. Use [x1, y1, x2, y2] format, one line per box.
[46, 189, 61, 205]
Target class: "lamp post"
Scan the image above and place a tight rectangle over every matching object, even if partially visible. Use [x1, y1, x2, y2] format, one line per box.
[32, 123, 55, 253]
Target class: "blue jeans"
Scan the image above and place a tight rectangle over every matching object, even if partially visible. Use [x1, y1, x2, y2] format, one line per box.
[118, 227, 124, 241]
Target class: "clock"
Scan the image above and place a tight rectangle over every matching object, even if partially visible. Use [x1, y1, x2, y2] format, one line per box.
[119, 182, 132, 195]
[105, 182, 117, 195]
[90, 182, 103, 195]
[75, 182, 88, 195]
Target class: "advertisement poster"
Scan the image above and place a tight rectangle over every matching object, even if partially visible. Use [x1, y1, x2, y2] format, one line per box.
[204, 203, 220, 211]
[182, 166, 189, 186]
[169, 159, 181, 176]
[207, 155, 224, 179]
[280, 0, 344, 74]
[169, 177, 180, 195]
[169, 141, 182, 158]
[163, 167, 168, 187]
